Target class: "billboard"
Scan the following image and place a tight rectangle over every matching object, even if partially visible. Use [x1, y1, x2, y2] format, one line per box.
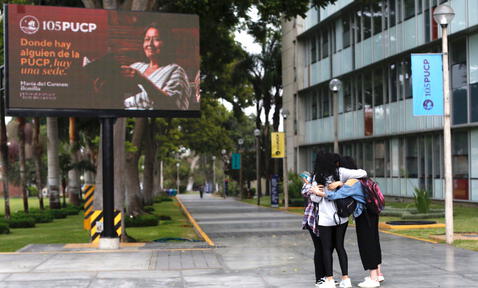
[4, 4, 200, 117]
[411, 54, 443, 116]
[271, 132, 284, 158]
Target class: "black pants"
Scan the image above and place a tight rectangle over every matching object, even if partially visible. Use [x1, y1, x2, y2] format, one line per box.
[355, 211, 382, 270]
[307, 227, 325, 282]
[318, 222, 349, 277]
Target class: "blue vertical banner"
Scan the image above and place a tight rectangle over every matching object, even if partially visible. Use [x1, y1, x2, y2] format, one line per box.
[231, 153, 241, 170]
[411, 54, 444, 116]
[270, 174, 280, 208]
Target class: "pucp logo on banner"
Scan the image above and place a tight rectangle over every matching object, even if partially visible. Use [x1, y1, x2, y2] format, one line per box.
[20, 15, 39, 34]
[411, 54, 444, 116]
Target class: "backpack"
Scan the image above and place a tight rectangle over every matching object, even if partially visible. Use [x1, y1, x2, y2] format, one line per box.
[359, 178, 385, 214]
[334, 197, 357, 218]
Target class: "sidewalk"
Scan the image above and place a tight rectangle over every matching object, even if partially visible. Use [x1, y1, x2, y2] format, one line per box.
[0, 193, 476, 287]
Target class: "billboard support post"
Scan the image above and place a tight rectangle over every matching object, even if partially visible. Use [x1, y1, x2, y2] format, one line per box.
[99, 117, 119, 249]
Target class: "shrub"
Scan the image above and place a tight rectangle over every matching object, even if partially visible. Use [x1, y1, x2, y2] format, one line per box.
[288, 172, 304, 199]
[125, 214, 159, 227]
[158, 215, 172, 221]
[143, 206, 155, 213]
[61, 206, 81, 216]
[15, 211, 54, 223]
[8, 216, 36, 228]
[414, 188, 431, 213]
[47, 209, 68, 219]
[0, 222, 9, 234]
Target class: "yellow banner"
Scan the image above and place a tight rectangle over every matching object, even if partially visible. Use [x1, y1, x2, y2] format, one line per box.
[271, 132, 285, 158]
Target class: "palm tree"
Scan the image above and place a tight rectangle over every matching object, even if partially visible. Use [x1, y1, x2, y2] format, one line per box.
[47, 117, 61, 209]
[17, 117, 28, 212]
[68, 117, 81, 206]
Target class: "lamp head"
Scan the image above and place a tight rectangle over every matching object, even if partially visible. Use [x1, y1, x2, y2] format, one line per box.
[238, 138, 244, 146]
[176, 162, 180, 167]
[433, 4, 455, 26]
[281, 109, 290, 119]
[329, 78, 342, 92]
[254, 128, 261, 137]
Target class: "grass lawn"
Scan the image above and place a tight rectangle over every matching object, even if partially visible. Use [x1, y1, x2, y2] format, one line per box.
[0, 197, 51, 215]
[241, 196, 478, 251]
[0, 197, 198, 252]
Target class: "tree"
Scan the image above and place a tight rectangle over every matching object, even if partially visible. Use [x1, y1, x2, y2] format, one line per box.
[68, 118, 81, 206]
[47, 117, 61, 209]
[16, 117, 29, 212]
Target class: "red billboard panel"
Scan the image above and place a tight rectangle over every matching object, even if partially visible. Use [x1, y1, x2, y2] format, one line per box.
[4, 4, 200, 117]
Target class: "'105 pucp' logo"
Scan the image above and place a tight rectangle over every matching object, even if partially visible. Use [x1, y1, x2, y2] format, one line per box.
[20, 15, 97, 34]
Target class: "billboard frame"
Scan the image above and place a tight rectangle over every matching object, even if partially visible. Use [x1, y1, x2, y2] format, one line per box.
[3, 4, 200, 118]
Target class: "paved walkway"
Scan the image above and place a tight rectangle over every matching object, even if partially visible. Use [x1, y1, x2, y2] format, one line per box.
[0, 193, 477, 287]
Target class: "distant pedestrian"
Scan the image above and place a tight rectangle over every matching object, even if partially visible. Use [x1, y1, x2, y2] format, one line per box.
[199, 185, 204, 199]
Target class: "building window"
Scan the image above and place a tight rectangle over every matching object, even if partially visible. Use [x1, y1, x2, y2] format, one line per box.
[403, 59, 412, 99]
[397, 0, 402, 24]
[374, 68, 384, 106]
[404, 0, 415, 20]
[363, 5, 372, 40]
[375, 141, 385, 177]
[452, 38, 468, 125]
[322, 87, 330, 118]
[312, 93, 318, 120]
[452, 131, 469, 200]
[311, 36, 317, 63]
[355, 74, 363, 110]
[471, 82, 478, 122]
[390, 63, 398, 102]
[364, 71, 373, 108]
[389, 0, 396, 27]
[433, 134, 442, 178]
[373, 1, 383, 35]
[343, 16, 350, 48]
[344, 80, 353, 112]
[424, 1, 431, 42]
[355, 9, 362, 43]
[364, 142, 374, 176]
[322, 30, 329, 59]
[406, 136, 418, 178]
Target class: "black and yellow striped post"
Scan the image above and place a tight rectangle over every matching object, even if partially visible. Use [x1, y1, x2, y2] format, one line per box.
[90, 210, 122, 244]
[83, 184, 95, 230]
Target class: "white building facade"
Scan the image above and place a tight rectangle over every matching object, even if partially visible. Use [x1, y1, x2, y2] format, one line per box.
[282, 0, 478, 202]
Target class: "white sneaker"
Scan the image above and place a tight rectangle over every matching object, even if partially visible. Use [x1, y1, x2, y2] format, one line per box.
[317, 278, 336, 288]
[358, 277, 380, 288]
[377, 275, 384, 282]
[339, 278, 352, 288]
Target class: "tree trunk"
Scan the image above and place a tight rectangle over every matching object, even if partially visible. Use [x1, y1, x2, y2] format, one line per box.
[125, 118, 146, 216]
[0, 70, 10, 218]
[152, 158, 162, 197]
[17, 118, 28, 213]
[186, 155, 200, 191]
[47, 117, 61, 209]
[142, 118, 155, 205]
[94, 126, 103, 210]
[32, 118, 44, 210]
[68, 118, 81, 206]
[113, 118, 127, 241]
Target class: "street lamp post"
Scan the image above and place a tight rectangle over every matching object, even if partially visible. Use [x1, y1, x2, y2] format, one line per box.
[281, 109, 290, 209]
[329, 78, 342, 154]
[254, 128, 261, 205]
[221, 149, 227, 198]
[434, 4, 455, 245]
[176, 162, 180, 194]
[238, 138, 244, 199]
[212, 155, 216, 193]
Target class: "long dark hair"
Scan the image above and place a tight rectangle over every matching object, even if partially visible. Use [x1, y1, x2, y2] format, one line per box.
[313, 151, 339, 185]
[340, 156, 357, 169]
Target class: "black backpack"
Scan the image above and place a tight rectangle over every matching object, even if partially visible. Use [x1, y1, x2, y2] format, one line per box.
[335, 197, 357, 219]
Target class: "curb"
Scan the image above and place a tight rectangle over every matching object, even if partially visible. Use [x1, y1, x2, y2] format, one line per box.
[175, 196, 215, 247]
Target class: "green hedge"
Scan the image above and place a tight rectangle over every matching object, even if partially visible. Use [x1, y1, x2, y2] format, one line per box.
[8, 216, 36, 228]
[61, 206, 81, 216]
[0, 221, 9, 234]
[47, 209, 68, 219]
[154, 196, 173, 203]
[143, 206, 155, 213]
[125, 214, 159, 227]
[14, 211, 53, 223]
[158, 215, 172, 221]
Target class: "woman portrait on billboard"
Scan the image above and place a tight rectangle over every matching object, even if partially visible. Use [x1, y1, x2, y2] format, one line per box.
[121, 23, 191, 110]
